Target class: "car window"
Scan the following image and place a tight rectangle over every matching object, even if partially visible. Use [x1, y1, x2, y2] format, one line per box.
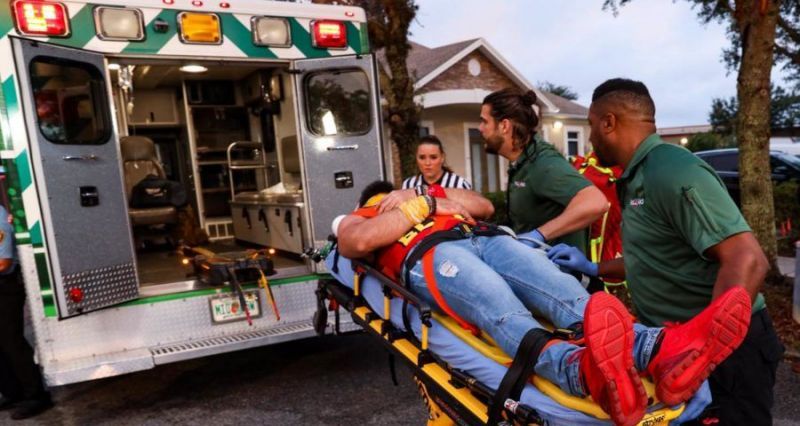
[700, 152, 738, 172]
[772, 152, 800, 174]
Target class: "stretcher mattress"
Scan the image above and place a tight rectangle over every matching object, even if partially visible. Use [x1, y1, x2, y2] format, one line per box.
[326, 252, 694, 425]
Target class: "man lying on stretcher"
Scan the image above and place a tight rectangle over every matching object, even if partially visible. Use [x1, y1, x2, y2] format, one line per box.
[335, 180, 752, 426]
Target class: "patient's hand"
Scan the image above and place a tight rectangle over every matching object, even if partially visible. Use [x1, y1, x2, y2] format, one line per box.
[435, 198, 474, 224]
[377, 189, 416, 213]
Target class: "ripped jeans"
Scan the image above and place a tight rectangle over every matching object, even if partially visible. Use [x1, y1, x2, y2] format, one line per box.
[405, 235, 662, 397]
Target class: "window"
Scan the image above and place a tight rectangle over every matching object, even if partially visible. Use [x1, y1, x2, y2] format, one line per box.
[419, 120, 434, 138]
[565, 126, 584, 157]
[468, 128, 500, 192]
[305, 69, 371, 136]
[30, 57, 110, 145]
[702, 153, 738, 172]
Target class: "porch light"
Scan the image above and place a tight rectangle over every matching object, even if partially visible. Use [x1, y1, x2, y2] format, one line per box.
[180, 64, 208, 73]
[178, 12, 221, 44]
[311, 20, 347, 49]
[94, 7, 144, 41]
[553, 120, 563, 130]
[12, 0, 70, 37]
[252, 16, 290, 47]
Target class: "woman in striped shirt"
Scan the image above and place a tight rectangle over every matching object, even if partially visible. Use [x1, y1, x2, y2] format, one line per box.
[402, 135, 472, 190]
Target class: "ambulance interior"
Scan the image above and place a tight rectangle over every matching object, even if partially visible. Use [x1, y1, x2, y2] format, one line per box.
[109, 60, 314, 293]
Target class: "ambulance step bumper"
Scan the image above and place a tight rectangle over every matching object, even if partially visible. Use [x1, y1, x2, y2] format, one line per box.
[150, 321, 316, 365]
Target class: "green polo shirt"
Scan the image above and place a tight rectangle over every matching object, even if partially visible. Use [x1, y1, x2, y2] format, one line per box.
[618, 134, 765, 326]
[507, 139, 592, 252]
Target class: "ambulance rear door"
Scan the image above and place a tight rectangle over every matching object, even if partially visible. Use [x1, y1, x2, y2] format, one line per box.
[292, 55, 385, 263]
[13, 38, 139, 318]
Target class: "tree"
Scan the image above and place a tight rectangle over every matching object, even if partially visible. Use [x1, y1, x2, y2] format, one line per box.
[312, 0, 421, 179]
[605, 0, 788, 277]
[537, 81, 579, 101]
[710, 86, 800, 136]
[686, 132, 731, 152]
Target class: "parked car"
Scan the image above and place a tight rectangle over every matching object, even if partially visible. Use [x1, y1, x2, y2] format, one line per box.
[771, 137, 800, 157]
[694, 148, 800, 205]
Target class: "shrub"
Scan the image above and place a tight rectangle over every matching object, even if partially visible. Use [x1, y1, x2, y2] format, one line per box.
[483, 191, 508, 225]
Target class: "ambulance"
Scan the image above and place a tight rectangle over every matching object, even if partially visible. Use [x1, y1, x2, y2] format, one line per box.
[0, 0, 385, 385]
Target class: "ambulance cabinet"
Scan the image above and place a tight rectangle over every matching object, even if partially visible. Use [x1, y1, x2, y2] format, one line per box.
[129, 89, 180, 126]
[231, 201, 304, 255]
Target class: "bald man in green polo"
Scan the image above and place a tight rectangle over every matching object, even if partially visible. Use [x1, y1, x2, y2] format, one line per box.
[547, 78, 784, 425]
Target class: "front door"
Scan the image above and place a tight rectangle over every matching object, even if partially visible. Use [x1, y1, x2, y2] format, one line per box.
[292, 55, 385, 264]
[13, 38, 138, 318]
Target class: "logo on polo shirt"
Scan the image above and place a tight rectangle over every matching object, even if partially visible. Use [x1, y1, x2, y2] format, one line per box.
[629, 198, 645, 207]
[513, 181, 526, 188]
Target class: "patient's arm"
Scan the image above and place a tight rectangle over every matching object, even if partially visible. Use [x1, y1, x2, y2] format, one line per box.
[442, 188, 494, 219]
[377, 188, 494, 219]
[337, 210, 416, 259]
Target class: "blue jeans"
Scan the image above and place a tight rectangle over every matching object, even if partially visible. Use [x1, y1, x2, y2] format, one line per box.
[406, 235, 662, 396]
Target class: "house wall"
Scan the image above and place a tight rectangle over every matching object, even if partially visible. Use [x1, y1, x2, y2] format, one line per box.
[418, 51, 520, 95]
[539, 116, 592, 156]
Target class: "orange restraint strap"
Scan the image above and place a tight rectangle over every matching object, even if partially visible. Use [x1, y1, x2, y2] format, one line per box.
[422, 248, 481, 336]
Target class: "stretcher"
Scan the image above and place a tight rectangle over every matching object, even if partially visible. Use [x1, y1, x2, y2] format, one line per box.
[318, 250, 692, 426]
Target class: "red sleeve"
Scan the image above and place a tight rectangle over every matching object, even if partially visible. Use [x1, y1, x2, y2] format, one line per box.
[352, 206, 379, 219]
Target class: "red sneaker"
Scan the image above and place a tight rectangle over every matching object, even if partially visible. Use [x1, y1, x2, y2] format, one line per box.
[581, 292, 647, 426]
[647, 286, 751, 406]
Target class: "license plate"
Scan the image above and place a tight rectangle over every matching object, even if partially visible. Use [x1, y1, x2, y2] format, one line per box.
[209, 291, 261, 324]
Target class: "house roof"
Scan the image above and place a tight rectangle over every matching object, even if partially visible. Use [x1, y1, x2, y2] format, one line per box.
[543, 92, 589, 118]
[378, 38, 560, 113]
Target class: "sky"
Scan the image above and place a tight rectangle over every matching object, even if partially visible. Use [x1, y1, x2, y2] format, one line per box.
[409, 0, 786, 128]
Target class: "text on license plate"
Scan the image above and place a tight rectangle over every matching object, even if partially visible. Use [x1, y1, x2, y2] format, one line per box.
[209, 291, 261, 324]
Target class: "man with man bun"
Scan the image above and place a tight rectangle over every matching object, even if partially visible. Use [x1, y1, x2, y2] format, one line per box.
[479, 88, 608, 253]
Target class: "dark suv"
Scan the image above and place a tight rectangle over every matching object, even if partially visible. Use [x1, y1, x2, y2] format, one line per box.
[694, 148, 800, 205]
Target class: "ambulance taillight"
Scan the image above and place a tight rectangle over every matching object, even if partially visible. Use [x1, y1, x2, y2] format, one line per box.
[12, 0, 70, 37]
[311, 20, 347, 49]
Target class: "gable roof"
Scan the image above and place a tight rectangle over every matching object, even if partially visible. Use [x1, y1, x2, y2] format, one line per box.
[378, 38, 560, 113]
[543, 92, 589, 118]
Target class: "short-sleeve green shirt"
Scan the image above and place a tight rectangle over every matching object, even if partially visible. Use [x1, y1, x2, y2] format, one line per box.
[507, 139, 592, 252]
[618, 134, 765, 326]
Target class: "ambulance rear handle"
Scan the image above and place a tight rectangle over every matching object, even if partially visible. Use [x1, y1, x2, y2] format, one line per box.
[62, 155, 99, 161]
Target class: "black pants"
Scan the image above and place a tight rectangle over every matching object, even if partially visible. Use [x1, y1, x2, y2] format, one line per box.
[690, 308, 784, 426]
[0, 270, 46, 401]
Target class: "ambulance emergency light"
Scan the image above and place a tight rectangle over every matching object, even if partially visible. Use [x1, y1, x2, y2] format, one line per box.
[94, 7, 144, 41]
[251, 17, 290, 47]
[311, 20, 347, 49]
[12, 0, 70, 37]
[178, 12, 222, 44]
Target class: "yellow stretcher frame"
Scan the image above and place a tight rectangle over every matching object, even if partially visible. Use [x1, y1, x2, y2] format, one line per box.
[320, 259, 686, 426]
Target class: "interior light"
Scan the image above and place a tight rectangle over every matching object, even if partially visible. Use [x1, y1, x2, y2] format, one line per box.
[321, 110, 338, 135]
[311, 20, 347, 49]
[192, 0, 203, 6]
[162, 0, 174, 4]
[251, 16, 290, 47]
[344, 11, 355, 17]
[94, 7, 144, 41]
[12, 0, 70, 37]
[178, 12, 221, 44]
[108, 63, 121, 71]
[180, 64, 208, 73]
[267, 248, 276, 255]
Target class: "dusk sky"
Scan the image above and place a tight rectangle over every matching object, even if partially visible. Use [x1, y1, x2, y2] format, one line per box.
[410, 0, 790, 128]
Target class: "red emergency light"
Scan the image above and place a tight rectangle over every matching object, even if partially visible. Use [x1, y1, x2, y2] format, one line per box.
[12, 0, 70, 37]
[311, 20, 347, 49]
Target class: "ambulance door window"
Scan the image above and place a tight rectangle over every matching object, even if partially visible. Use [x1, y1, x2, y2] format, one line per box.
[30, 57, 110, 145]
[304, 69, 371, 136]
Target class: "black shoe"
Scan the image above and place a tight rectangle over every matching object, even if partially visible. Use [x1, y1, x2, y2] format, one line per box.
[0, 396, 19, 411]
[10, 397, 53, 420]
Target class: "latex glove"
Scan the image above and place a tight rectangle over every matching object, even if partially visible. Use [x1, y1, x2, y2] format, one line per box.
[671, 380, 712, 425]
[517, 229, 546, 249]
[547, 243, 598, 277]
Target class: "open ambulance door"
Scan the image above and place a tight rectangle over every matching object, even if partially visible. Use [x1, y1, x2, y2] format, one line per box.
[292, 55, 385, 270]
[12, 38, 139, 318]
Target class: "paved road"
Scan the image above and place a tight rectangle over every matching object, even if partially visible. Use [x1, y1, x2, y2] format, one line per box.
[4, 332, 799, 426]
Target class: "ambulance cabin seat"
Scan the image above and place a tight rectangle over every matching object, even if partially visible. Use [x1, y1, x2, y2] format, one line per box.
[120, 135, 178, 227]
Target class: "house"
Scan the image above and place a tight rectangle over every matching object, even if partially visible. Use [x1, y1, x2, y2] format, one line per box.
[380, 38, 591, 192]
[657, 124, 712, 146]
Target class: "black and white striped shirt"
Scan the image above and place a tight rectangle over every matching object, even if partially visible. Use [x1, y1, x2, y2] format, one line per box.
[401, 171, 472, 190]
